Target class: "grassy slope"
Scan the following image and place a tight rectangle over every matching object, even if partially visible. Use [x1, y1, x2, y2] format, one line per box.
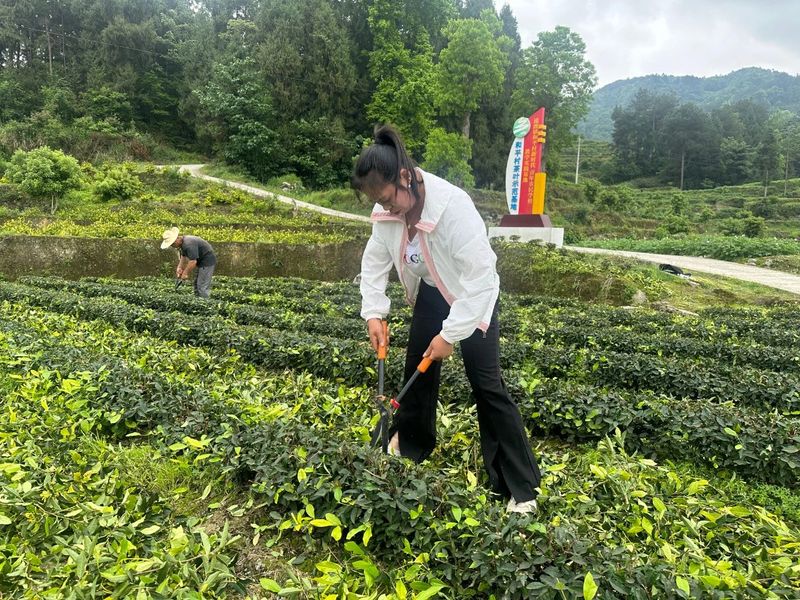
[0, 164, 369, 243]
[495, 243, 800, 311]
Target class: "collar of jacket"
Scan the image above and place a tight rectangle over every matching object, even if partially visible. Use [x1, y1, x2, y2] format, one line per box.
[369, 168, 451, 233]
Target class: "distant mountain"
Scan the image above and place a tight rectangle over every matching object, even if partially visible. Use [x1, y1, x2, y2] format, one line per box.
[578, 67, 800, 141]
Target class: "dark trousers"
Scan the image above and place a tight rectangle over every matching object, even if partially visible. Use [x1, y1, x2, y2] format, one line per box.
[389, 282, 541, 502]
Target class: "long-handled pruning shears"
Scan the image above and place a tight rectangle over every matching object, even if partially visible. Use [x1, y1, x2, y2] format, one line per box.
[370, 320, 391, 451]
[370, 319, 434, 453]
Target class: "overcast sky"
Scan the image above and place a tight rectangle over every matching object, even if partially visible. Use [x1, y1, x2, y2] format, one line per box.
[503, 0, 800, 88]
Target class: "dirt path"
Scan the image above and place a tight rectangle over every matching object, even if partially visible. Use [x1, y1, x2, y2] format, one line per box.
[178, 164, 371, 223]
[569, 246, 800, 295]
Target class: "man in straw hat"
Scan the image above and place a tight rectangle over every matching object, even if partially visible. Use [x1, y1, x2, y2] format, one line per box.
[161, 227, 217, 298]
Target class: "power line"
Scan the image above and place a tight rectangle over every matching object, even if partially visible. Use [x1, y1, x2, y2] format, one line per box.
[13, 23, 174, 60]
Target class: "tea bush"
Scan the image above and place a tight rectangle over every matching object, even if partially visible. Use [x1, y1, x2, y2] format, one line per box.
[2, 276, 800, 598]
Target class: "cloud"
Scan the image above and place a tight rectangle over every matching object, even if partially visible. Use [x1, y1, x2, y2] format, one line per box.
[502, 0, 800, 87]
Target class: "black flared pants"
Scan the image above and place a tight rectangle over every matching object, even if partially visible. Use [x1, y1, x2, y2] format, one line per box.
[389, 282, 541, 502]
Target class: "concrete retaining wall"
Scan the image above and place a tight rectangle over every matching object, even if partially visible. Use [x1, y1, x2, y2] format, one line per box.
[0, 235, 365, 281]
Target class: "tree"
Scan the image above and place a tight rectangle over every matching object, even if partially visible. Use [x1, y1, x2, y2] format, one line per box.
[434, 18, 509, 140]
[511, 26, 597, 175]
[611, 89, 678, 179]
[727, 99, 770, 142]
[768, 109, 800, 194]
[194, 54, 279, 182]
[423, 127, 475, 187]
[460, 9, 518, 188]
[82, 86, 133, 123]
[256, 0, 357, 123]
[6, 146, 82, 214]
[719, 137, 753, 185]
[754, 128, 779, 193]
[280, 117, 357, 188]
[661, 102, 720, 189]
[499, 4, 521, 49]
[460, 0, 494, 18]
[85, 11, 184, 136]
[365, 0, 436, 156]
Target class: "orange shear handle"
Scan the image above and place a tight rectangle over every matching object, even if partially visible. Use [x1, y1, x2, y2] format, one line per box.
[377, 320, 389, 359]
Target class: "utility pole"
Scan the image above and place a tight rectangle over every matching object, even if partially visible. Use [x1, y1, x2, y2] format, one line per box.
[574, 136, 582, 184]
[785, 138, 790, 197]
[44, 2, 53, 77]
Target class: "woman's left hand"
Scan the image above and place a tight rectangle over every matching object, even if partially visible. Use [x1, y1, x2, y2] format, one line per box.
[424, 334, 453, 361]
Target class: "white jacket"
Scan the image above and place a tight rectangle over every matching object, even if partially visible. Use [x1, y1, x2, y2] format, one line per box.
[360, 169, 500, 344]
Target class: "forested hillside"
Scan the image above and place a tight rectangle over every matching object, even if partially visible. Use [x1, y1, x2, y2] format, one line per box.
[562, 68, 800, 191]
[0, 0, 597, 188]
[580, 67, 800, 141]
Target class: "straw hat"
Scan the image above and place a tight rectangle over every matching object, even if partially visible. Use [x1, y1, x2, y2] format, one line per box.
[160, 226, 180, 249]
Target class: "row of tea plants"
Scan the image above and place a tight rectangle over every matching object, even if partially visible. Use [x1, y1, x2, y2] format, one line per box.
[1, 276, 799, 598]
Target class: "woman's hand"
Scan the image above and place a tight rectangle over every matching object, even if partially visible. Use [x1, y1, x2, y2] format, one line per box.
[424, 334, 453, 361]
[367, 318, 387, 353]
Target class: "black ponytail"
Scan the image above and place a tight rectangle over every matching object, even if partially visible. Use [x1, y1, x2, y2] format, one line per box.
[352, 125, 421, 203]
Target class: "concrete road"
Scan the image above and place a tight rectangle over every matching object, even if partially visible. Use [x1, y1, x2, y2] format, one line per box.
[569, 246, 800, 295]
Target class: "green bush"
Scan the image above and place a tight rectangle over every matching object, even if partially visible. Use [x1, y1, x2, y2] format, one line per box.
[280, 117, 356, 189]
[742, 214, 766, 237]
[750, 198, 775, 218]
[82, 85, 133, 122]
[598, 186, 632, 210]
[200, 184, 253, 206]
[664, 215, 691, 234]
[670, 193, 687, 215]
[697, 206, 715, 222]
[583, 179, 600, 204]
[93, 164, 143, 201]
[5, 146, 82, 213]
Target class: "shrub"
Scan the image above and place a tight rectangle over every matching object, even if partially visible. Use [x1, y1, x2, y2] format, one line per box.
[697, 206, 715, 222]
[776, 201, 800, 218]
[742, 214, 766, 238]
[598, 188, 620, 209]
[82, 86, 133, 122]
[583, 179, 600, 204]
[579, 234, 800, 260]
[93, 164, 143, 201]
[5, 146, 82, 213]
[201, 184, 252, 206]
[670, 193, 687, 215]
[567, 205, 590, 225]
[71, 115, 125, 135]
[664, 214, 690, 234]
[280, 117, 356, 189]
[750, 198, 775, 218]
